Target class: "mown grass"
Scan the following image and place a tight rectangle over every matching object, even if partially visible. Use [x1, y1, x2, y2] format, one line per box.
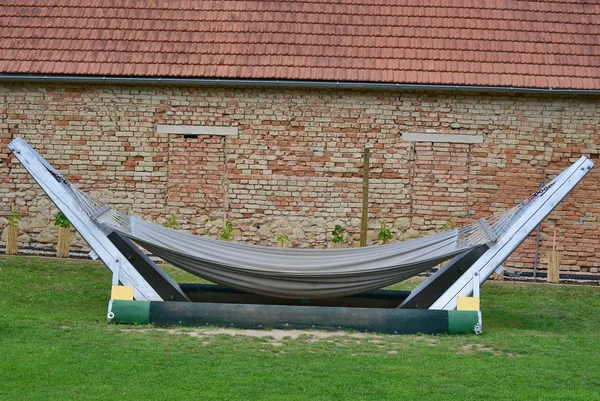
[1, 255, 600, 400]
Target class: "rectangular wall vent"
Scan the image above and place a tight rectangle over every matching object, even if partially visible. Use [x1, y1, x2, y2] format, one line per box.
[402, 132, 483, 144]
[157, 125, 238, 136]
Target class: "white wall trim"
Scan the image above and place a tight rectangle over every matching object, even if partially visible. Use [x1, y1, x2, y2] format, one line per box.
[157, 125, 238, 136]
[402, 132, 483, 144]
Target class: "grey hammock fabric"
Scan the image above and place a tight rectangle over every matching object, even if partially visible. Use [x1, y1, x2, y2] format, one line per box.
[66, 174, 524, 299]
[117, 217, 485, 299]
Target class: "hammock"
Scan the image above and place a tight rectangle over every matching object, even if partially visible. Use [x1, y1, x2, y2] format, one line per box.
[63, 182, 529, 299]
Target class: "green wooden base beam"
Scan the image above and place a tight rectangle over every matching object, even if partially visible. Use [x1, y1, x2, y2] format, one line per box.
[109, 300, 479, 335]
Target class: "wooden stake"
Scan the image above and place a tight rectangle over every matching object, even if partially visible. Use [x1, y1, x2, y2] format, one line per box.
[547, 229, 561, 283]
[360, 146, 370, 247]
[276, 239, 289, 248]
[57, 227, 71, 258]
[6, 225, 18, 255]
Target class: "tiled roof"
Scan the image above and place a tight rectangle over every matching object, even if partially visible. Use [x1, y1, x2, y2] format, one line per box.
[0, 0, 598, 90]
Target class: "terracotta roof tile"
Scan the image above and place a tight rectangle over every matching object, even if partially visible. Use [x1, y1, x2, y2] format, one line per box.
[0, 1, 598, 89]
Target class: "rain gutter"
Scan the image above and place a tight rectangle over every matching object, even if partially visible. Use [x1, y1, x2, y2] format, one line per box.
[0, 74, 599, 95]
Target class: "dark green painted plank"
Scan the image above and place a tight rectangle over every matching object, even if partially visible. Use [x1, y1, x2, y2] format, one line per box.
[111, 300, 150, 324]
[148, 301, 453, 335]
[180, 283, 411, 308]
[448, 310, 479, 334]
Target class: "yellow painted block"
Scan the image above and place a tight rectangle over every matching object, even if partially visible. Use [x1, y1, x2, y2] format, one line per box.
[457, 296, 480, 311]
[111, 286, 134, 300]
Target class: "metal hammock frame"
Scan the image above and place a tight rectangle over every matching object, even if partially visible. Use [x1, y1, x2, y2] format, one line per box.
[7, 137, 594, 315]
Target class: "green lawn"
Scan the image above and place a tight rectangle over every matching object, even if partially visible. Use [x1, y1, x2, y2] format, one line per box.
[1, 255, 600, 400]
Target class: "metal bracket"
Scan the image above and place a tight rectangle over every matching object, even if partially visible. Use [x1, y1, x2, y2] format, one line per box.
[90, 205, 112, 221]
[472, 271, 480, 299]
[474, 311, 483, 335]
[478, 218, 498, 244]
[111, 257, 121, 286]
[107, 300, 115, 323]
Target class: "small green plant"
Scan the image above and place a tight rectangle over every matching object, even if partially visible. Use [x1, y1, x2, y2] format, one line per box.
[54, 211, 71, 228]
[377, 220, 392, 244]
[331, 224, 345, 244]
[219, 220, 234, 241]
[163, 214, 181, 229]
[8, 210, 21, 227]
[442, 216, 457, 231]
[276, 232, 289, 243]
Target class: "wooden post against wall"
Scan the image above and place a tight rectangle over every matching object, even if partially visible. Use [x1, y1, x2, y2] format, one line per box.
[3, 209, 23, 255]
[6, 225, 18, 255]
[57, 227, 71, 258]
[547, 230, 562, 283]
[360, 146, 370, 247]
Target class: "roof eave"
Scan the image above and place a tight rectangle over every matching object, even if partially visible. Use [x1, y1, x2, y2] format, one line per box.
[0, 74, 598, 95]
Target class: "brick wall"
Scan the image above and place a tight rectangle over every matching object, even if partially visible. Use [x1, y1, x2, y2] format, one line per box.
[0, 83, 598, 275]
